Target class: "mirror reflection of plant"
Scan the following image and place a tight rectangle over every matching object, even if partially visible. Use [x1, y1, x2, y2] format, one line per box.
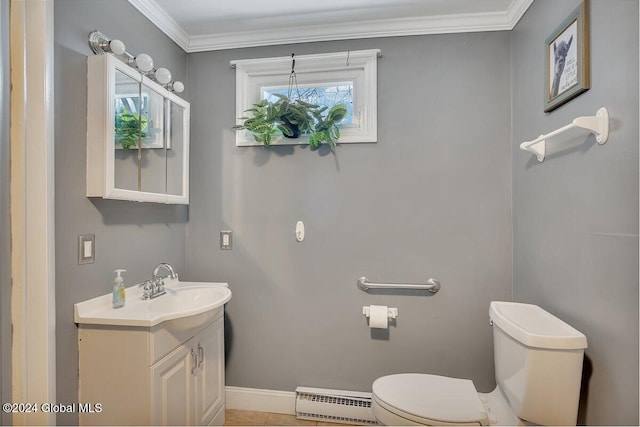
[115, 109, 148, 149]
[234, 94, 348, 149]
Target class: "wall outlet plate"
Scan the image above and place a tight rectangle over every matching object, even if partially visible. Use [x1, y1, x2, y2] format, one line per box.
[78, 234, 95, 264]
[220, 230, 232, 250]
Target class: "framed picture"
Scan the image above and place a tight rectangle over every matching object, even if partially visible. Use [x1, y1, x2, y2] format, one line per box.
[544, 1, 590, 112]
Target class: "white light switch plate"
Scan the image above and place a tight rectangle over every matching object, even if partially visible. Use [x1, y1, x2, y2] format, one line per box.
[78, 234, 95, 264]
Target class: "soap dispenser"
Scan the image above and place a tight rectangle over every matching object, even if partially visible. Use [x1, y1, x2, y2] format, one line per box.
[112, 269, 127, 309]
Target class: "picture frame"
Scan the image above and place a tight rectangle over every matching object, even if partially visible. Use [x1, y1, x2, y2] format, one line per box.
[544, 0, 590, 112]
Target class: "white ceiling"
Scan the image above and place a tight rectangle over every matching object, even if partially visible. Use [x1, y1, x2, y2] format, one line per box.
[128, 0, 533, 52]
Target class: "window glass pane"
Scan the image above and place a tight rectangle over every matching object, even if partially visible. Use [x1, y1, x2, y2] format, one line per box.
[262, 81, 354, 127]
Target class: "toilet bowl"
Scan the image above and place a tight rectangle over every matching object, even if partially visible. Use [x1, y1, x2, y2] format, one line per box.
[372, 374, 522, 426]
[371, 301, 588, 426]
[372, 374, 490, 426]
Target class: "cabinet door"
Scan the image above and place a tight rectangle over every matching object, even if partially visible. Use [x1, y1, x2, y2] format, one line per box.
[152, 341, 196, 426]
[113, 68, 142, 192]
[194, 318, 225, 426]
[138, 82, 168, 195]
[165, 99, 189, 200]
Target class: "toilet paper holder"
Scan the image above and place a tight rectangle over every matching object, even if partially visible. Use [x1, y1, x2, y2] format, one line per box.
[363, 306, 398, 319]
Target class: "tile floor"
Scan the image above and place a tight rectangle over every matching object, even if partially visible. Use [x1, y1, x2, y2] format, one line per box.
[224, 409, 355, 426]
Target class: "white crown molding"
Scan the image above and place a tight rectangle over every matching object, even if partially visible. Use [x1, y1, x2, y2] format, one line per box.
[506, 0, 535, 28]
[127, 0, 190, 51]
[189, 11, 513, 52]
[129, 0, 535, 53]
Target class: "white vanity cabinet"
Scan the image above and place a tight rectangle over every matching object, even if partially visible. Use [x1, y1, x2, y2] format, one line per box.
[78, 309, 225, 426]
[86, 53, 190, 204]
[152, 318, 224, 426]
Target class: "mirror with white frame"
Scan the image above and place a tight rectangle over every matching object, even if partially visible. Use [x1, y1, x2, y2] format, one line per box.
[87, 54, 190, 204]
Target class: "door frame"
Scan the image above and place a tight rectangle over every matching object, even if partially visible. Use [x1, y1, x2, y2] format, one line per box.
[9, 0, 56, 424]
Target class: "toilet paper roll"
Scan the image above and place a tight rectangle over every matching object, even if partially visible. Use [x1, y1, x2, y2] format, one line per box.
[369, 305, 388, 329]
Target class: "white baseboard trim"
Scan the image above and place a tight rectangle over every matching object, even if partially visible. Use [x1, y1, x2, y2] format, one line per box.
[225, 386, 296, 415]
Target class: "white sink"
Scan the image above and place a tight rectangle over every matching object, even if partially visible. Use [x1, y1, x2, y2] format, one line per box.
[74, 278, 232, 328]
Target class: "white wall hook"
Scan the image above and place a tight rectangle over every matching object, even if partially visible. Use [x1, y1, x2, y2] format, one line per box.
[295, 221, 305, 242]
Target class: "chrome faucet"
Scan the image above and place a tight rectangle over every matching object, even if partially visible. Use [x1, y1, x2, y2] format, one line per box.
[152, 262, 178, 280]
[140, 263, 178, 300]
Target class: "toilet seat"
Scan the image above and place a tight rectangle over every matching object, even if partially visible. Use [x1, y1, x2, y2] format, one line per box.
[372, 374, 490, 426]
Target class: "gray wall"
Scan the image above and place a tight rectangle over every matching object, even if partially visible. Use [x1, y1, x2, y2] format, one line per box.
[185, 33, 513, 393]
[512, 0, 638, 425]
[0, 1, 10, 424]
[54, 1, 189, 424]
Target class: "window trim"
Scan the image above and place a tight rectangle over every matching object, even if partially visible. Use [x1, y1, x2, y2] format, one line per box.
[231, 49, 380, 147]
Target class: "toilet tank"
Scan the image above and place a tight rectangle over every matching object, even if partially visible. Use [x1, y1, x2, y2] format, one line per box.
[489, 301, 587, 426]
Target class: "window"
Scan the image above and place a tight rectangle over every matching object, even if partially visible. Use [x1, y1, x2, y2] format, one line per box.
[232, 49, 379, 146]
[262, 82, 355, 126]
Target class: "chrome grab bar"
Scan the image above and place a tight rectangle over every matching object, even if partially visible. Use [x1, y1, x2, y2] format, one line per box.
[357, 276, 441, 293]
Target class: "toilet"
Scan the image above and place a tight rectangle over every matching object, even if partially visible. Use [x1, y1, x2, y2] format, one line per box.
[371, 301, 588, 426]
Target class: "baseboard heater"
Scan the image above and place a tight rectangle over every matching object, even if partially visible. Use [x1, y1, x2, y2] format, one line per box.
[295, 386, 378, 425]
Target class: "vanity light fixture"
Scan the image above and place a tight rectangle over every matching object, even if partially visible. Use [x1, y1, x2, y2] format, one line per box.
[88, 30, 185, 92]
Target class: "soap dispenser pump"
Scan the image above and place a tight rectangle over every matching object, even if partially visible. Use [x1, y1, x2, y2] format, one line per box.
[112, 269, 127, 309]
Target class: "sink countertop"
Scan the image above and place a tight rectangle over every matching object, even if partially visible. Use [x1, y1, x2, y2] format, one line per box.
[74, 278, 231, 327]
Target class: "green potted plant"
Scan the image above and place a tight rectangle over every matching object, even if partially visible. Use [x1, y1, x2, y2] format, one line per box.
[309, 103, 348, 149]
[272, 93, 316, 139]
[234, 94, 348, 149]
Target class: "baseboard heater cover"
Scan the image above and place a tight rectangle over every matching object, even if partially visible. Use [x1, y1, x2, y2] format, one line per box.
[295, 386, 378, 425]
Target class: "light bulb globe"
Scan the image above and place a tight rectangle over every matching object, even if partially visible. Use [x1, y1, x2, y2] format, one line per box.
[155, 67, 172, 84]
[135, 54, 154, 72]
[109, 39, 126, 55]
[172, 81, 184, 93]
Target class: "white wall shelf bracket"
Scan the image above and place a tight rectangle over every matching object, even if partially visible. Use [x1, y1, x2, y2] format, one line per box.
[520, 107, 609, 162]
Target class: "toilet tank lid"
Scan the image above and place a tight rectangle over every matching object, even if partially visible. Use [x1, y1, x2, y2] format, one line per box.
[490, 301, 587, 350]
